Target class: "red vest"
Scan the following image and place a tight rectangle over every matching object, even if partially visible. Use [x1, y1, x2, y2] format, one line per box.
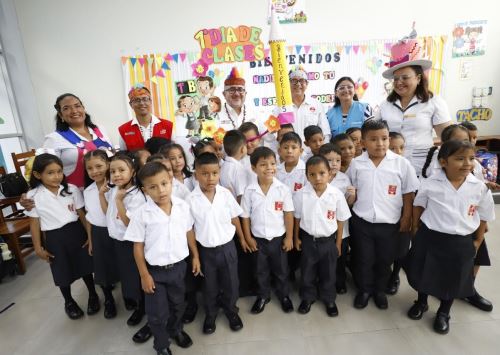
[118, 118, 173, 151]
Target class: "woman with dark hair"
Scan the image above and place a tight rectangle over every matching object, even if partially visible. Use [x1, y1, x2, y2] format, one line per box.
[43, 93, 113, 188]
[326, 76, 373, 137]
[375, 29, 452, 175]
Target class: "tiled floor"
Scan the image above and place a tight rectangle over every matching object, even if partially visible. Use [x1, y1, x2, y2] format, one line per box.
[2, 208, 500, 355]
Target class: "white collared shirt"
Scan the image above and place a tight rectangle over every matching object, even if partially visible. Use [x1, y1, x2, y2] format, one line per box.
[84, 182, 107, 227]
[118, 115, 161, 150]
[124, 197, 192, 266]
[286, 97, 331, 143]
[415, 170, 495, 235]
[220, 156, 248, 198]
[375, 95, 452, 174]
[218, 104, 258, 131]
[241, 178, 294, 240]
[43, 127, 112, 177]
[330, 171, 352, 239]
[186, 185, 243, 247]
[293, 183, 351, 238]
[277, 159, 307, 193]
[105, 186, 147, 241]
[25, 184, 84, 231]
[241, 155, 258, 185]
[173, 178, 191, 200]
[347, 150, 420, 224]
[423, 148, 485, 182]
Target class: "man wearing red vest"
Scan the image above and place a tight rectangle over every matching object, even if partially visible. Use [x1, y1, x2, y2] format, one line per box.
[118, 85, 173, 151]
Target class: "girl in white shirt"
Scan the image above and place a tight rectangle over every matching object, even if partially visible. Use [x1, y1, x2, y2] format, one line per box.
[26, 153, 97, 320]
[405, 140, 495, 334]
[83, 149, 118, 319]
[160, 144, 195, 191]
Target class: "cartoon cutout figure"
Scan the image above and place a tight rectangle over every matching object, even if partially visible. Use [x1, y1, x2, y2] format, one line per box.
[196, 76, 215, 120]
[176, 95, 199, 137]
[208, 96, 221, 121]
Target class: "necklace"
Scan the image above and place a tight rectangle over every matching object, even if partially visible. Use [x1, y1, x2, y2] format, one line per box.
[224, 103, 246, 129]
[138, 119, 153, 141]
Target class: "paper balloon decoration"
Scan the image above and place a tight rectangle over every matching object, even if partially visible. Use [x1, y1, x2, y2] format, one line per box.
[213, 127, 226, 145]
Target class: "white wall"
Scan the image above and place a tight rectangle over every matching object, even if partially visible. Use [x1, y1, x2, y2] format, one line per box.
[8, 0, 500, 146]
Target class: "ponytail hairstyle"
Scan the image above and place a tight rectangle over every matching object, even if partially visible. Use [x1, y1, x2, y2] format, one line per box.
[159, 143, 193, 178]
[110, 152, 139, 194]
[29, 153, 71, 196]
[83, 149, 110, 188]
[437, 140, 475, 169]
[421, 124, 470, 178]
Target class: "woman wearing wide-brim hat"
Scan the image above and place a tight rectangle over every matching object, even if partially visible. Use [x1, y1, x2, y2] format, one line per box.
[375, 27, 453, 176]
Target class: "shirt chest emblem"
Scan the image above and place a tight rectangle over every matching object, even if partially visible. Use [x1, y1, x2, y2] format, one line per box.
[275, 201, 283, 211]
[309, 106, 316, 113]
[388, 185, 397, 195]
[124, 131, 136, 136]
[467, 204, 477, 217]
[294, 183, 303, 191]
[327, 210, 335, 220]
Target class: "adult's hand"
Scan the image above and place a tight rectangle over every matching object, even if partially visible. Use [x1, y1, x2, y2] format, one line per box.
[19, 193, 35, 211]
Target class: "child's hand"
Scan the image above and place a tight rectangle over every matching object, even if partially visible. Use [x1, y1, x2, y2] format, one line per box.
[336, 243, 342, 256]
[473, 239, 482, 252]
[35, 247, 54, 263]
[239, 237, 252, 253]
[346, 186, 356, 196]
[294, 238, 302, 251]
[399, 215, 412, 233]
[192, 257, 201, 276]
[141, 273, 155, 294]
[99, 181, 110, 195]
[115, 188, 127, 201]
[83, 238, 93, 256]
[486, 181, 500, 190]
[282, 237, 293, 252]
[246, 237, 258, 253]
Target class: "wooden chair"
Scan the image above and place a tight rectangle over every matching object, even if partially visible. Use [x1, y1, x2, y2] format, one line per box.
[0, 196, 33, 274]
[11, 149, 36, 175]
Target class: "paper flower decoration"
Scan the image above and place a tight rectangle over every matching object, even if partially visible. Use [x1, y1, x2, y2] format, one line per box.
[213, 127, 226, 145]
[201, 120, 217, 138]
[264, 115, 281, 133]
[191, 59, 208, 77]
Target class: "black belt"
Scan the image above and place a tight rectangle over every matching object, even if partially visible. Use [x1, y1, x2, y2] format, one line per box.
[147, 261, 182, 270]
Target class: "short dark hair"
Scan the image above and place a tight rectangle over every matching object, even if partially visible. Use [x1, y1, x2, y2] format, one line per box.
[304, 125, 323, 141]
[319, 143, 341, 157]
[280, 123, 294, 131]
[387, 66, 433, 103]
[334, 77, 359, 106]
[345, 127, 361, 135]
[54, 93, 97, 131]
[305, 155, 330, 174]
[440, 124, 469, 142]
[331, 133, 352, 146]
[137, 162, 170, 188]
[197, 76, 214, 88]
[280, 132, 302, 147]
[389, 131, 405, 141]
[147, 153, 166, 163]
[238, 122, 259, 136]
[145, 137, 171, 154]
[223, 130, 246, 157]
[250, 146, 276, 166]
[194, 152, 219, 169]
[438, 140, 475, 161]
[361, 120, 389, 138]
[460, 121, 478, 131]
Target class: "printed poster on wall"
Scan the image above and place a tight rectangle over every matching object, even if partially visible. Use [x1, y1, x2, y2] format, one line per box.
[268, 0, 307, 24]
[452, 20, 487, 58]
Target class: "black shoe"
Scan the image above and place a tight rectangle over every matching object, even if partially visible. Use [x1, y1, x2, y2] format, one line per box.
[385, 275, 400, 295]
[280, 296, 294, 313]
[325, 302, 339, 317]
[173, 330, 192, 348]
[127, 308, 144, 326]
[132, 324, 152, 343]
[336, 283, 347, 294]
[65, 300, 84, 320]
[124, 298, 136, 311]
[407, 301, 428, 320]
[354, 292, 370, 309]
[251, 297, 270, 314]
[203, 316, 217, 334]
[156, 347, 172, 355]
[182, 304, 198, 324]
[104, 299, 117, 319]
[226, 312, 243, 331]
[433, 312, 450, 334]
[87, 294, 100, 315]
[464, 290, 493, 312]
[373, 292, 388, 310]
[298, 300, 314, 314]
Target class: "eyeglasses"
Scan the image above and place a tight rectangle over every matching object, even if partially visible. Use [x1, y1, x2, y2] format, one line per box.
[290, 79, 307, 86]
[131, 97, 151, 104]
[393, 75, 419, 82]
[225, 87, 246, 94]
[336, 85, 354, 91]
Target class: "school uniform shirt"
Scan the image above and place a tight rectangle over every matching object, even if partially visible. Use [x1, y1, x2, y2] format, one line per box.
[276, 159, 307, 193]
[105, 186, 147, 241]
[173, 178, 191, 200]
[241, 155, 258, 185]
[84, 182, 107, 227]
[302, 151, 314, 163]
[240, 178, 294, 240]
[218, 103, 258, 131]
[123, 197, 192, 266]
[184, 175, 196, 192]
[375, 95, 452, 174]
[186, 184, 243, 248]
[347, 150, 420, 224]
[118, 115, 161, 150]
[330, 171, 352, 239]
[220, 156, 248, 198]
[293, 183, 351, 238]
[424, 148, 485, 182]
[415, 169, 495, 235]
[24, 184, 84, 231]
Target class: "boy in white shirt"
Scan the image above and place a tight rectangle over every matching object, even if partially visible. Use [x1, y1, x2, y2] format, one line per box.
[241, 147, 295, 315]
[277, 132, 306, 193]
[186, 152, 247, 335]
[293, 155, 351, 316]
[219, 129, 248, 202]
[303, 125, 325, 162]
[347, 120, 419, 310]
